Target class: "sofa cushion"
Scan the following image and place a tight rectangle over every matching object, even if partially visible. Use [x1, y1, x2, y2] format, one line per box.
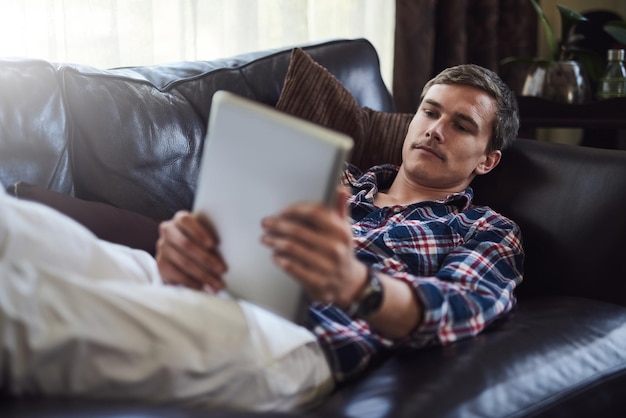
[7, 182, 160, 256]
[276, 48, 411, 170]
[313, 295, 626, 417]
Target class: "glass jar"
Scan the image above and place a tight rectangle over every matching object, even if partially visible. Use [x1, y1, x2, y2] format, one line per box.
[596, 49, 626, 100]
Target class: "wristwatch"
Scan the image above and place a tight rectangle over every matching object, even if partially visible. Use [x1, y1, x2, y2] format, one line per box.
[346, 267, 384, 319]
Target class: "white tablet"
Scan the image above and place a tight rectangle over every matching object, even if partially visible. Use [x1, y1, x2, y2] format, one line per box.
[193, 91, 353, 321]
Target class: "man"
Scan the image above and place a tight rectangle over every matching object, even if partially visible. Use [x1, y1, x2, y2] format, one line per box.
[157, 64, 524, 381]
[0, 64, 522, 410]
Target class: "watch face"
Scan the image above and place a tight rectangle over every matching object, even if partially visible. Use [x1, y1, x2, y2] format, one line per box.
[361, 289, 383, 314]
[357, 272, 384, 318]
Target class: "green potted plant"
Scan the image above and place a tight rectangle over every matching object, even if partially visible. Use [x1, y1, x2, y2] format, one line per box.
[603, 20, 626, 45]
[502, 0, 596, 103]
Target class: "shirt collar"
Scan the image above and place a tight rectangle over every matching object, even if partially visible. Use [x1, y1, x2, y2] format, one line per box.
[345, 163, 474, 211]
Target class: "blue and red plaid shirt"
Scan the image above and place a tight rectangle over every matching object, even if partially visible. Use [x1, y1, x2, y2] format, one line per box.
[306, 163, 524, 383]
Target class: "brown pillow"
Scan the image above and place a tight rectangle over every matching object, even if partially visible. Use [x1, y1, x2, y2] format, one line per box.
[8, 182, 160, 256]
[275, 48, 412, 170]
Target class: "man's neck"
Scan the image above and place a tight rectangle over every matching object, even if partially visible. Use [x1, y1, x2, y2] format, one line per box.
[373, 174, 469, 208]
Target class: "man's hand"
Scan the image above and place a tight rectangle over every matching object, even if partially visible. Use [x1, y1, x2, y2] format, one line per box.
[260, 189, 368, 309]
[261, 188, 422, 339]
[156, 210, 227, 292]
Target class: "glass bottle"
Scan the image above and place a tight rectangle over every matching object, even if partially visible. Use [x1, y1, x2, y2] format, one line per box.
[597, 49, 626, 100]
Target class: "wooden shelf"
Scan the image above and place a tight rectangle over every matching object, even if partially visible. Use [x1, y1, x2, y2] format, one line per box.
[517, 96, 626, 130]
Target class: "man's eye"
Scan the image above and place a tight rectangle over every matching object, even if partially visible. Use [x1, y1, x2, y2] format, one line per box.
[455, 123, 468, 132]
[423, 109, 437, 118]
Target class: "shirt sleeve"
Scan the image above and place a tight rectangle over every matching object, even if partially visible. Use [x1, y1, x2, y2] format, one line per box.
[391, 210, 524, 348]
[307, 303, 394, 383]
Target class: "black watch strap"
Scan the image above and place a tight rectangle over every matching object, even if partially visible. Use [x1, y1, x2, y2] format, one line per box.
[346, 268, 384, 319]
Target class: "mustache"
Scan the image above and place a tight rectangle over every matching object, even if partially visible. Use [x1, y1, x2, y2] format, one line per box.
[411, 141, 445, 160]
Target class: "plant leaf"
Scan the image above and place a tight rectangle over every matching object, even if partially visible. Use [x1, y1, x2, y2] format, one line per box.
[604, 21, 626, 45]
[567, 34, 585, 45]
[500, 56, 549, 66]
[530, 0, 558, 61]
[557, 5, 588, 59]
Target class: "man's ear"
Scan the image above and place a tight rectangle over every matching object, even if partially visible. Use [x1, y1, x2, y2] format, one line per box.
[475, 150, 502, 175]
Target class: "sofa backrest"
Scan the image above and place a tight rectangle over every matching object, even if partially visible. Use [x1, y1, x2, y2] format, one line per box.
[0, 59, 73, 195]
[0, 38, 393, 221]
[472, 139, 626, 306]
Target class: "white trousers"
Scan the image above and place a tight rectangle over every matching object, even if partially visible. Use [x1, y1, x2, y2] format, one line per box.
[0, 188, 333, 412]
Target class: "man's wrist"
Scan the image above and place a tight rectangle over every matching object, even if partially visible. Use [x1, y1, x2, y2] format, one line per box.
[345, 267, 384, 319]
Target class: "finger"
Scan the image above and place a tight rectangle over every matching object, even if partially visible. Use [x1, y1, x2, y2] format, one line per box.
[262, 214, 323, 248]
[173, 211, 220, 252]
[262, 205, 354, 274]
[155, 257, 203, 290]
[290, 200, 351, 238]
[272, 254, 336, 303]
[193, 212, 222, 245]
[158, 217, 215, 269]
[156, 214, 227, 290]
[156, 237, 226, 291]
[270, 203, 349, 245]
[261, 231, 335, 275]
[278, 202, 336, 233]
[335, 186, 350, 220]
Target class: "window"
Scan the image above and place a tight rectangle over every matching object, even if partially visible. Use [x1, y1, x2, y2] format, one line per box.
[1, 0, 395, 88]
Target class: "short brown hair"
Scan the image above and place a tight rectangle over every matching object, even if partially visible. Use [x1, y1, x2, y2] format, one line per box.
[420, 64, 519, 152]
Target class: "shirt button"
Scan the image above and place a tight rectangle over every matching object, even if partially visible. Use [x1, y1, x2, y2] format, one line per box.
[393, 206, 403, 213]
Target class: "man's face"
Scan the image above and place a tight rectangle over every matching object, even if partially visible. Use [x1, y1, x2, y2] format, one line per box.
[399, 83, 501, 192]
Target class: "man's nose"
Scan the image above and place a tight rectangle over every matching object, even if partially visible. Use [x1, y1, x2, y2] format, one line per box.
[425, 120, 444, 142]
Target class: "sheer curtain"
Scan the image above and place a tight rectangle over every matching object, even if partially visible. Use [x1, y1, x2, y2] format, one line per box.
[1, 0, 395, 88]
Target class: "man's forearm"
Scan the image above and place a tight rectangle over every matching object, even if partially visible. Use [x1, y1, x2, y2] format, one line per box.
[360, 273, 422, 340]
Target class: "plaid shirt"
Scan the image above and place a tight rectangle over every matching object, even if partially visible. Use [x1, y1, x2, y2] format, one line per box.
[306, 164, 524, 383]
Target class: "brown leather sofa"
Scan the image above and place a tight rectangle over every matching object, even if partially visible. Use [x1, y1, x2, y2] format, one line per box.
[1, 38, 626, 418]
